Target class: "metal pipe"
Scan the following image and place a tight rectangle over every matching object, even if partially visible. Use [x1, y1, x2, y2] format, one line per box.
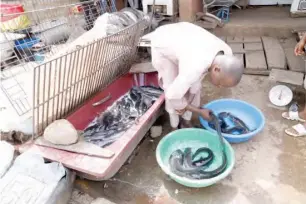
[148, 0, 156, 32]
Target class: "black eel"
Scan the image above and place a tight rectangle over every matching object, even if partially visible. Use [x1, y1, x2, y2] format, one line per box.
[83, 85, 163, 147]
[169, 112, 227, 180]
[208, 112, 253, 135]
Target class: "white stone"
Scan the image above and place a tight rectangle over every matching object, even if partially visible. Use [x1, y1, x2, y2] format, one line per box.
[44, 119, 78, 145]
[150, 126, 163, 138]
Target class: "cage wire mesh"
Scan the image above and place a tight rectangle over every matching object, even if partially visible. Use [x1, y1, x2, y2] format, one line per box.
[0, 0, 122, 117]
[4, 2, 150, 135]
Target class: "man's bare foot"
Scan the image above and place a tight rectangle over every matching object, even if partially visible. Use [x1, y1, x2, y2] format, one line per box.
[171, 127, 178, 132]
[179, 119, 193, 129]
[282, 111, 306, 121]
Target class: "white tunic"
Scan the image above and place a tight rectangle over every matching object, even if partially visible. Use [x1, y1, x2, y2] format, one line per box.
[150, 22, 232, 127]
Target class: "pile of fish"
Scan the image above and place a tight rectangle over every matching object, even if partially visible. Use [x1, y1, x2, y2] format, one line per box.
[169, 112, 227, 180]
[83, 86, 163, 147]
[208, 112, 254, 135]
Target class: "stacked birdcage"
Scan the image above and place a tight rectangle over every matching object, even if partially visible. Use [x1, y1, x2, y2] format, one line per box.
[0, 0, 149, 134]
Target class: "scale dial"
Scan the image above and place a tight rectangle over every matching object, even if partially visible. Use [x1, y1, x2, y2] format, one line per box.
[269, 85, 293, 107]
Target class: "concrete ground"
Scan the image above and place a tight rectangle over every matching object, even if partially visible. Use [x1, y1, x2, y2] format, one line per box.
[74, 75, 306, 204]
[212, 6, 306, 38]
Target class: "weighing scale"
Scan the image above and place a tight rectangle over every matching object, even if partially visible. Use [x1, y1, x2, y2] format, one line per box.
[269, 85, 293, 107]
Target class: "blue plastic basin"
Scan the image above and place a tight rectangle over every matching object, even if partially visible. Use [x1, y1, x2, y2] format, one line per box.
[199, 99, 265, 143]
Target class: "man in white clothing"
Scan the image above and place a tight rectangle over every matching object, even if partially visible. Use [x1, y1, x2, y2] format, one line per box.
[150, 22, 244, 130]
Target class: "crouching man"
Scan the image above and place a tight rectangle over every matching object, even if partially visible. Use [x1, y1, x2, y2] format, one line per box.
[150, 22, 244, 130]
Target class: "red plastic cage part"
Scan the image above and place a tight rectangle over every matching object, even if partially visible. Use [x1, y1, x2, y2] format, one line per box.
[0, 4, 25, 22]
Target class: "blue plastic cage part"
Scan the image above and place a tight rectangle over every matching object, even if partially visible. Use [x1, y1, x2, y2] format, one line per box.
[14, 37, 40, 50]
[216, 7, 230, 23]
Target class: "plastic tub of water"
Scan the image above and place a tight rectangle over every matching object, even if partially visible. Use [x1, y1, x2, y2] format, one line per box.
[156, 128, 235, 188]
[199, 99, 265, 143]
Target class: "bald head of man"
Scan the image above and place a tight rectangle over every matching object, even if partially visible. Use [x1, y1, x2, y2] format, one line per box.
[207, 54, 244, 88]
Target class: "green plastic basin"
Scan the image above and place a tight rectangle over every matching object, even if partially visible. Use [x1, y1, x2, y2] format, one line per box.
[156, 128, 235, 188]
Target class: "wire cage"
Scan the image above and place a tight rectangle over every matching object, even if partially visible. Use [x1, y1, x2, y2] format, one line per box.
[0, 0, 118, 116]
[0, 0, 148, 124]
[33, 20, 146, 135]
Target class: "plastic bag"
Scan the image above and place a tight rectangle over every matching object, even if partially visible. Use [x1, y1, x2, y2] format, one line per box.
[0, 141, 14, 178]
[0, 151, 68, 204]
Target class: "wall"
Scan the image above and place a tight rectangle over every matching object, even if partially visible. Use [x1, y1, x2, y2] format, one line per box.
[249, 0, 293, 5]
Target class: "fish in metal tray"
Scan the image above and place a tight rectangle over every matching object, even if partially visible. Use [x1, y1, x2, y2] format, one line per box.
[208, 112, 254, 135]
[83, 85, 163, 147]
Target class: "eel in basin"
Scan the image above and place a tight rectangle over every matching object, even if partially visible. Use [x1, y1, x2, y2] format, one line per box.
[168, 112, 227, 180]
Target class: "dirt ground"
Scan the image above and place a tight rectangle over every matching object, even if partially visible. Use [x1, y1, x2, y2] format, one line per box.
[74, 75, 306, 204]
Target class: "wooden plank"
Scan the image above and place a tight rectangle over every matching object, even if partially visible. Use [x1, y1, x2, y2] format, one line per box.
[229, 43, 245, 53]
[35, 137, 115, 158]
[245, 50, 267, 70]
[243, 36, 261, 43]
[262, 36, 287, 70]
[244, 42, 263, 51]
[269, 68, 304, 86]
[284, 48, 305, 72]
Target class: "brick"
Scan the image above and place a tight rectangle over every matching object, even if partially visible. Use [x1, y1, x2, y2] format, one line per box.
[245, 51, 267, 70]
[244, 69, 270, 76]
[262, 36, 287, 70]
[243, 36, 261, 43]
[284, 48, 305, 72]
[229, 43, 245, 53]
[280, 37, 298, 49]
[234, 53, 244, 65]
[262, 37, 280, 49]
[265, 47, 287, 70]
[244, 42, 263, 51]
[269, 69, 304, 86]
[227, 36, 244, 43]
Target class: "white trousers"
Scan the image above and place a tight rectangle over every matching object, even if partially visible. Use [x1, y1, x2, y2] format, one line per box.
[151, 48, 201, 128]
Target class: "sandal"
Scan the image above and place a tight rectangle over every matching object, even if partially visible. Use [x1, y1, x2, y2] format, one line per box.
[285, 124, 306, 137]
[282, 111, 306, 123]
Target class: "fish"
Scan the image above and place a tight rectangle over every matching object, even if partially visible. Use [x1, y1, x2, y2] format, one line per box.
[168, 147, 226, 180]
[83, 85, 163, 147]
[168, 112, 227, 180]
[208, 112, 254, 135]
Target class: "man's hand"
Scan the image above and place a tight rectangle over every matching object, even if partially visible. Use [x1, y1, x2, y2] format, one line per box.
[199, 108, 212, 121]
[185, 105, 213, 121]
[175, 108, 186, 115]
[294, 37, 306, 56]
